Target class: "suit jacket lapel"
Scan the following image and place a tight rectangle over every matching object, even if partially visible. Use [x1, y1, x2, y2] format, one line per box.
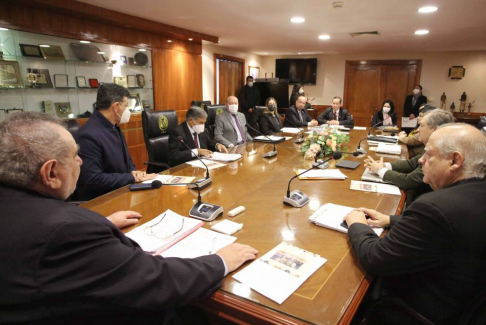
[182, 123, 196, 149]
[224, 111, 238, 132]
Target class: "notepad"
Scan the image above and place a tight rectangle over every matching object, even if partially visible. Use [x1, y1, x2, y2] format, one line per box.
[375, 143, 402, 155]
[205, 152, 242, 162]
[295, 169, 348, 180]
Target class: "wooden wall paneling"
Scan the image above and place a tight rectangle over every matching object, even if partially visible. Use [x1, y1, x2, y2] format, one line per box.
[383, 65, 418, 127]
[152, 48, 203, 112]
[213, 54, 245, 105]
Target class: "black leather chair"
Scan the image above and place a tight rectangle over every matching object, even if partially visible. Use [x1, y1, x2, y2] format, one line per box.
[66, 119, 80, 138]
[254, 106, 267, 133]
[142, 109, 178, 173]
[191, 100, 212, 111]
[205, 105, 226, 138]
[476, 116, 486, 130]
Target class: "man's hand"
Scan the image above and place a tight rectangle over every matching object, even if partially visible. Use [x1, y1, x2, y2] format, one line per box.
[197, 148, 212, 157]
[217, 143, 228, 153]
[132, 171, 156, 182]
[309, 119, 318, 127]
[216, 243, 258, 273]
[364, 156, 384, 174]
[398, 131, 407, 141]
[328, 120, 339, 125]
[355, 207, 391, 228]
[409, 114, 416, 120]
[107, 211, 142, 229]
[248, 108, 254, 113]
[344, 210, 368, 227]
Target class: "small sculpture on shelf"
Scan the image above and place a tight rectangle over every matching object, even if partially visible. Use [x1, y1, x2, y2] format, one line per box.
[26, 69, 39, 88]
[440, 92, 447, 110]
[450, 102, 456, 113]
[467, 101, 475, 114]
[459, 92, 467, 113]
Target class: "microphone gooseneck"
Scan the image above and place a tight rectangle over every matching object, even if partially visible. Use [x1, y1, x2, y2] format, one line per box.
[245, 123, 277, 153]
[284, 118, 305, 141]
[178, 136, 210, 180]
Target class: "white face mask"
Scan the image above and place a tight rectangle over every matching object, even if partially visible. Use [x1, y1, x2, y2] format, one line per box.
[228, 104, 238, 115]
[413, 89, 420, 95]
[247, 82, 254, 87]
[298, 89, 304, 94]
[383, 107, 391, 114]
[192, 123, 205, 134]
[116, 104, 131, 124]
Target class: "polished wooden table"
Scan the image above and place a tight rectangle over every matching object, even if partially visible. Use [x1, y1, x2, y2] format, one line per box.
[81, 129, 406, 325]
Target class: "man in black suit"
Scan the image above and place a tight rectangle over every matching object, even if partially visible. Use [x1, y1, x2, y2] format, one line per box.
[169, 106, 227, 167]
[75, 83, 155, 201]
[238, 75, 260, 128]
[317, 96, 354, 127]
[0, 112, 258, 325]
[345, 123, 486, 324]
[284, 95, 318, 127]
[403, 84, 428, 120]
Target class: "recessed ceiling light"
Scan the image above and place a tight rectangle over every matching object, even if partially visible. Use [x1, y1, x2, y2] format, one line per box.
[167, 40, 172, 43]
[0, 27, 8, 31]
[80, 40, 90, 44]
[188, 38, 193, 41]
[415, 30, 429, 35]
[418, 6, 438, 13]
[39, 44, 50, 48]
[318, 35, 331, 40]
[97, 51, 105, 54]
[138, 49, 146, 52]
[290, 17, 305, 23]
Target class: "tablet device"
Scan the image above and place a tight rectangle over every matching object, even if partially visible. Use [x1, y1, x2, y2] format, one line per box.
[336, 160, 361, 169]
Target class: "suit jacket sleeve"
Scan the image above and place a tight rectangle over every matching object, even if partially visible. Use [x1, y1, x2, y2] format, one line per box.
[168, 128, 194, 167]
[317, 108, 332, 124]
[383, 154, 424, 190]
[371, 112, 380, 126]
[238, 87, 250, 111]
[259, 115, 272, 135]
[39, 212, 225, 312]
[285, 107, 308, 127]
[213, 115, 233, 147]
[347, 199, 452, 276]
[240, 114, 253, 141]
[339, 109, 354, 127]
[77, 135, 135, 192]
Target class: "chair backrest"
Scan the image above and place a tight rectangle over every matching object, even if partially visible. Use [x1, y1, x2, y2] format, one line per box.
[191, 100, 212, 111]
[476, 116, 486, 130]
[142, 109, 178, 173]
[254, 106, 267, 132]
[205, 105, 226, 137]
[460, 288, 486, 325]
[66, 119, 80, 138]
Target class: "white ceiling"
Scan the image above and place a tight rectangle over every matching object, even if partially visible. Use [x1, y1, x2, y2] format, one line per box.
[77, 0, 486, 55]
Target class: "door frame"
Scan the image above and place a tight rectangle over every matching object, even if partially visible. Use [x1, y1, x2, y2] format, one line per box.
[213, 53, 245, 104]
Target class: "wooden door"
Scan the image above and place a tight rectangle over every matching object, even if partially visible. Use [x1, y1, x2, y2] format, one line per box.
[214, 54, 245, 105]
[344, 60, 422, 128]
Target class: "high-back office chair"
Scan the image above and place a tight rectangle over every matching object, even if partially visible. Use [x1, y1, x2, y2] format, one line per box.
[254, 106, 267, 133]
[66, 119, 80, 138]
[477, 116, 486, 130]
[191, 100, 212, 111]
[205, 105, 226, 138]
[142, 109, 178, 173]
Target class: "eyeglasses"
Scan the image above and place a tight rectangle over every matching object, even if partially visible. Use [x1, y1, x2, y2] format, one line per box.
[144, 213, 185, 239]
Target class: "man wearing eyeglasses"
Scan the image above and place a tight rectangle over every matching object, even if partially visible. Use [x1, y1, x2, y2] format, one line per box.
[74, 83, 155, 201]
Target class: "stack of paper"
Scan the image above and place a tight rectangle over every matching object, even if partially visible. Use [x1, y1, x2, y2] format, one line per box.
[280, 127, 302, 134]
[143, 175, 196, 185]
[361, 168, 388, 183]
[376, 143, 402, 155]
[350, 180, 401, 195]
[308, 203, 384, 235]
[206, 152, 242, 162]
[233, 242, 327, 304]
[186, 159, 227, 170]
[296, 169, 348, 180]
[253, 135, 285, 143]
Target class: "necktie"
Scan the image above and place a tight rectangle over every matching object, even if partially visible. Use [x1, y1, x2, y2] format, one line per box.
[298, 110, 303, 122]
[232, 115, 246, 143]
[193, 132, 199, 148]
[334, 111, 338, 121]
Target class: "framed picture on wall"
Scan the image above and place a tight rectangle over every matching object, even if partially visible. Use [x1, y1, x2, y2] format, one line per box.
[127, 93, 142, 112]
[248, 66, 260, 79]
[0, 60, 23, 88]
[39, 45, 66, 60]
[114, 76, 128, 88]
[54, 74, 69, 88]
[76, 76, 88, 88]
[89, 78, 99, 88]
[19, 44, 43, 58]
[127, 75, 137, 88]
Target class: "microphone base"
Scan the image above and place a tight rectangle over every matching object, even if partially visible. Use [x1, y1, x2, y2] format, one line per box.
[312, 161, 330, 169]
[356, 148, 367, 155]
[262, 151, 277, 158]
[293, 138, 305, 144]
[283, 190, 309, 208]
[188, 177, 212, 190]
[189, 201, 223, 222]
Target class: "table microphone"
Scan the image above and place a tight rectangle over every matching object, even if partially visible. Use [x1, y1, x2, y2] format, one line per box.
[284, 118, 305, 143]
[284, 152, 342, 208]
[129, 180, 163, 191]
[178, 136, 212, 190]
[245, 123, 277, 158]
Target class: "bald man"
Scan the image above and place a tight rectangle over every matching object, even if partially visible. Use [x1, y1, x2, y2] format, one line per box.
[345, 124, 486, 324]
[214, 96, 253, 148]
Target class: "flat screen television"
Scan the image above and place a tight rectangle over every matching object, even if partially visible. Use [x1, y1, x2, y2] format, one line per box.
[275, 58, 317, 85]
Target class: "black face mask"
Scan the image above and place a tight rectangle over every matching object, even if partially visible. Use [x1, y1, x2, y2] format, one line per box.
[268, 105, 277, 111]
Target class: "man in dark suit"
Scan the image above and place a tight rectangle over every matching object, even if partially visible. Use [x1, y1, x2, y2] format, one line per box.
[284, 95, 318, 127]
[345, 123, 486, 325]
[75, 83, 155, 201]
[0, 112, 258, 325]
[317, 96, 354, 127]
[403, 84, 428, 120]
[169, 106, 227, 167]
[238, 75, 260, 128]
[364, 109, 455, 205]
[214, 96, 253, 148]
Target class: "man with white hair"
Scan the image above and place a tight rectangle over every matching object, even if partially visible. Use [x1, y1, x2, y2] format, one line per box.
[0, 112, 258, 324]
[345, 123, 486, 324]
[214, 95, 252, 148]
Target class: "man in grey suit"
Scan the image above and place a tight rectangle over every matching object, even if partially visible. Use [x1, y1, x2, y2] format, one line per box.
[214, 96, 253, 148]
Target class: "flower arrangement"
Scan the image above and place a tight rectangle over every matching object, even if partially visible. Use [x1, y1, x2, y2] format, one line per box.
[300, 127, 350, 160]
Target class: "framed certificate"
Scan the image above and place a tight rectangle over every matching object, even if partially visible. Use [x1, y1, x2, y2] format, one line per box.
[127, 75, 137, 88]
[128, 93, 142, 111]
[54, 74, 69, 88]
[19, 44, 43, 58]
[89, 78, 99, 88]
[76, 76, 88, 88]
[0, 60, 23, 88]
[39, 45, 65, 60]
[114, 76, 128, 88]
[120, 55, 127, 65]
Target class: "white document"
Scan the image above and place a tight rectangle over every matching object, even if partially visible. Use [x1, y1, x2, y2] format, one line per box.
[254, 135, 285, 142]
[376, 143, 402, 155]
[280, 127, 302, 134]
[361, 168, 388, 183]
[161, 227, 236, 258]
[354, 126, 367, 130]
[205, 152, 242, 162]
[296, 169, 348, 179]
[402, 117, 418, 128]
[351, 180, 401, 196]
[233, 242, 327, 304]
[308, 203, 384, 236]
[185, 159, 227, 170]
[142, 175, 196, 185]
[142, 175, 173, 184]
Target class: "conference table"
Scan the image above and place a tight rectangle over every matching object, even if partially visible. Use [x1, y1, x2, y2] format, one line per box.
[80, 128, 407, 325]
